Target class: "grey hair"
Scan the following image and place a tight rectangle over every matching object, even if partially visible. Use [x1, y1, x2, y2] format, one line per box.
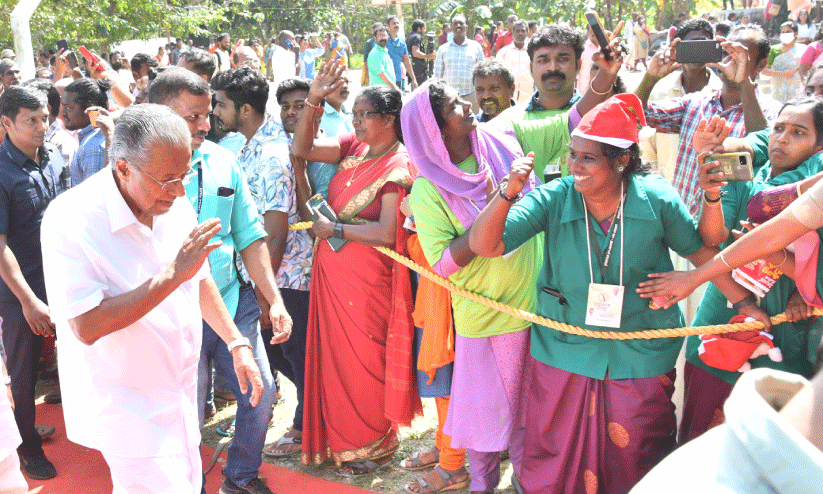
[109, 104, 190, 167]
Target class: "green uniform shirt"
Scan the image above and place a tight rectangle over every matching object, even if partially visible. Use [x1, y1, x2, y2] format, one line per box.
[496, 90, 580, 181]
[184, 140, 265, 317]
[688, 144, 823, 383]
[410, 155, 542, 338]
[501, 173, 703, 380]
[367, 44, 395, 86]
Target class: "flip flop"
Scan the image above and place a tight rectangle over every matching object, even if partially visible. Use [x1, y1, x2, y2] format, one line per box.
[264, 433, 302, 457]
[216, 419, 235, 437]
[404, 466, 470, 493]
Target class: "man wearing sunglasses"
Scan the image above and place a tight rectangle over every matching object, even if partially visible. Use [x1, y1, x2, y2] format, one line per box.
[149, 68, 291, 494]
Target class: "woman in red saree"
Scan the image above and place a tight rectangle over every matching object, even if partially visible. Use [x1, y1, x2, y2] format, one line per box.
[291, 60, 421, 476]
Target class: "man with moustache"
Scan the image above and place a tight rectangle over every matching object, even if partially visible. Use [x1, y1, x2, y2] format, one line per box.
[496, 19, 533, 104]
[214, 33, 232, 73]
[472, 59, 516, 122]
[149, 68, 289, 494]
[434, 13, 485, 111]
[491, 14, 519, 56]
[640, 19, 723, 183]
[497, 25, 585, 180]
[386, 15, 418, 90]
[318, 70, 353, 141]
[367, 25, 400, 91]
[269, 31, 300, 96]
[636, 24, 781, 215]
[211, 71, 314, 459]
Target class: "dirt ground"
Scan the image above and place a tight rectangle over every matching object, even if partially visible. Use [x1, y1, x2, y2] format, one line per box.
[37, 368, 516, 494]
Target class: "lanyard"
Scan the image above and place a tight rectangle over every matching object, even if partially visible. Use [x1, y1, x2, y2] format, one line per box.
[196, 167, 204, 216]
[583, 182, 625, 286]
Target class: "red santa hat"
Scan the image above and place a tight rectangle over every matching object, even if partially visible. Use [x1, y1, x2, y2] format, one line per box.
[697, 315, 780, 372]
[571, 93, 647, 149]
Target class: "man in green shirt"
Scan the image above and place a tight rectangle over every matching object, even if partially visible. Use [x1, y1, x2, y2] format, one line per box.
[367, 25, 399, 91]
[498, 25, 586, 181]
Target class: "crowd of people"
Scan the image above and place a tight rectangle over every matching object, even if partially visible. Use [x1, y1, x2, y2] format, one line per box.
[0, 6, 822, 494]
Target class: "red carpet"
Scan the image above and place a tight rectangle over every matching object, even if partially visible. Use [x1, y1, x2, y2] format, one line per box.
[26, 403, 375, 493]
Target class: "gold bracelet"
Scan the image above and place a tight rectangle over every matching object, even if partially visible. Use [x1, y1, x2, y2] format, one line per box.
[589, 78, 612, 96]
[719, 252, 734, 269]
[304, 99, 323, 110]
[774, 248, 788, 268]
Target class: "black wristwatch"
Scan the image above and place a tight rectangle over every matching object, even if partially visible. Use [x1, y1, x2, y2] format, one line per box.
[731, 293, 757, 311]
[333, 222, 344, 239]
[499, 187, 520, 203]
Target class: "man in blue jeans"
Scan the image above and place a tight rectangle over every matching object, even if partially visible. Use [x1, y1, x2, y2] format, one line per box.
[149, 68, 292, 494]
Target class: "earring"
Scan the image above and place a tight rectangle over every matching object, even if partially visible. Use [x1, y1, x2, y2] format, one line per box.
[618, 167, 624, 172]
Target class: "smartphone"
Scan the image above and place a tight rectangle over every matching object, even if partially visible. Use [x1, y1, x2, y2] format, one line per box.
[56, 39, 68, 53]
[585, 11, 612, 60]
[708, 152, 754, 182]
[66, 51, 78, 69]
[307, 194, 348, 251]
[77, 45, 104, 73]
[676, 40, 723, 64]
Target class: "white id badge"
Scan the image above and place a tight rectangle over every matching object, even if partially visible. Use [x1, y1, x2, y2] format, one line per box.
[585, 283, 624, 328]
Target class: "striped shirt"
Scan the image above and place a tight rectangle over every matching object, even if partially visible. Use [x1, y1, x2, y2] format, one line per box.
[644, 90, 781, 215]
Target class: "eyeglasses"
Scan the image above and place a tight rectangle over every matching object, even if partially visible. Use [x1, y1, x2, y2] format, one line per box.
[130, 163, 194, 191]
[351, 110, 380, 121]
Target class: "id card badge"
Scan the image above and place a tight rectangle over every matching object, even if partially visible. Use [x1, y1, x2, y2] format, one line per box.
[585, 283, 624, 328]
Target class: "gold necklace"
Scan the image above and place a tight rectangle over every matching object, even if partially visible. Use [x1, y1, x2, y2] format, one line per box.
[345, 142, 398, 187]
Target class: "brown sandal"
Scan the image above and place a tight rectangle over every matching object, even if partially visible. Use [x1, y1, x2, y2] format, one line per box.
[405, 466, 470, 493]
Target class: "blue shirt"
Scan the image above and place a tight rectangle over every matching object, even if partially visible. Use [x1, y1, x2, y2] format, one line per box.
[216, 132, 246, 155]
[70, 125, 107, 186]
[319, 101, 353, 138]
[0, 137, 65, 303]
[183, 140, 265, 316]
[300, 47, 324, 79]
[387, 34, 409, 82]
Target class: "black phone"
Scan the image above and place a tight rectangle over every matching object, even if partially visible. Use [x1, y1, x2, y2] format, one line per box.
[217, 186, 234, 197]
[676, 40, 723, 64]
[56, 39, 68, 53]
[585, 11, 611, 60]
[67, 52, 78, 69]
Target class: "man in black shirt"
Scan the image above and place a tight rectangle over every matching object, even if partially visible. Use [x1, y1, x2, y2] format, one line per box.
[407, 19, 435, 86]
[0, 86, 64, 480]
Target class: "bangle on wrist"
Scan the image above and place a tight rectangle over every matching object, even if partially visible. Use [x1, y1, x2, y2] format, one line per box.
[773, 248, 788, 268]
[719, 252, 734, 269]
[333, 222, 344, 239]
[304, 98, 323, 110]
[731, 293, 758, 311]
[703, 191, 723, 204]
[589, 78, 612, 96]
[499, 187, 519, 203]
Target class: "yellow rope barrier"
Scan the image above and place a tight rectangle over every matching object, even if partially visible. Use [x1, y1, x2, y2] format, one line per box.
[289, 222, 823, 340]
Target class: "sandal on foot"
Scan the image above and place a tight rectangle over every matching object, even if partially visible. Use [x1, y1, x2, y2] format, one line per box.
[400, 447, 439, 471]
[216, 419, 235, 437]
[404, 466, 469, 493]
[264, 432, 302, 457]
[336, 455, 392, 477]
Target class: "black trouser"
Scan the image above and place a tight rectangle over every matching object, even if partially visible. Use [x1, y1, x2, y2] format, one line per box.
[1, 301, 43, 456]
[723, 0, 735, 9]
[262, 288, 309, 431]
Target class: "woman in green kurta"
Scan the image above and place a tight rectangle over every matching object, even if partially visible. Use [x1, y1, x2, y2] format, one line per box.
[679, 100, 823, 443]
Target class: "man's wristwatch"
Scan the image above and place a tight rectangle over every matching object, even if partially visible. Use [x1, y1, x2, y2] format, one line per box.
[227, 337, 252, 353]
[731, 293, 758, 311]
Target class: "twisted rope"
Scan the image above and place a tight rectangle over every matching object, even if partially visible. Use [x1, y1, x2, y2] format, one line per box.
[290, 222, 823, 339]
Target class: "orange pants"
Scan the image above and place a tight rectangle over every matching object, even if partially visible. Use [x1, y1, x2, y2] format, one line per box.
[435, 396, 466, 470]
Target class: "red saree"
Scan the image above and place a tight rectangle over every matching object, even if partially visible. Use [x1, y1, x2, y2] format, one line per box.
[302, 142, 421, 466]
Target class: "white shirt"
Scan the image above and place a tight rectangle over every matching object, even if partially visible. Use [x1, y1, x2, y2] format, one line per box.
[496, 43, 534, 104]
[42, 167, 209, 457]
[270, 45, 298, 88]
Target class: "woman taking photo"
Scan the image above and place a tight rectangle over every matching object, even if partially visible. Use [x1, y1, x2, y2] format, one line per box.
[469, 94, 767, 493]
[291, 60, 420, 476]
[763, 21, 807, 102]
